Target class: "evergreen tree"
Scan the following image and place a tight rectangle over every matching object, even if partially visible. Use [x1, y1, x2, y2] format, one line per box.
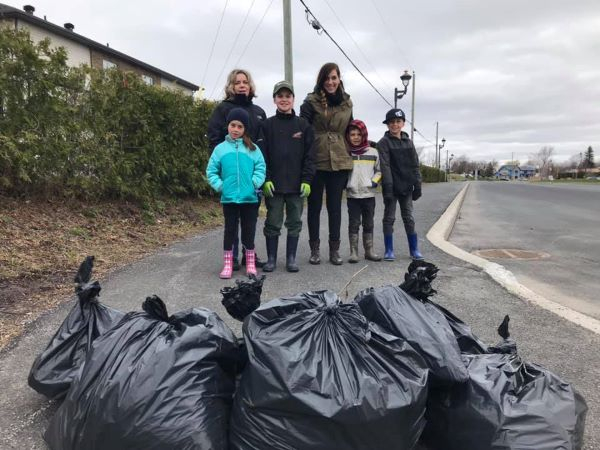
[584, 146, 595, 169]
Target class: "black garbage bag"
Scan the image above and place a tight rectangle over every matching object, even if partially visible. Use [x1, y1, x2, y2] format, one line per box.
[44, 295, 242, 450]
[399, 260, 488, 355]
[425, 299, 489, 354]
[221, 274, 265, 321]
[27, 256, 124, 399]
[423, 315, 588, 450]
[230, 290, 429, 450]
[355, 285, 469, 385]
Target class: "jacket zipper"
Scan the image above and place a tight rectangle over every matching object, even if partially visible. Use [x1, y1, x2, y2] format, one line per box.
[236, 140, 240, 196]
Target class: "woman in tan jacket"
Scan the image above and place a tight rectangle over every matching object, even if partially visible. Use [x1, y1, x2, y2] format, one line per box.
[300, 63, 353, 265]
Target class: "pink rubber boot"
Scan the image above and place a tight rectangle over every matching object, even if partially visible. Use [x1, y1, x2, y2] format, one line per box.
[245, 249, 257, 276]
[220, 250, 233, 279]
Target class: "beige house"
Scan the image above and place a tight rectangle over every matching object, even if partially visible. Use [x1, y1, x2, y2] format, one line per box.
[0, 3, 198, 95]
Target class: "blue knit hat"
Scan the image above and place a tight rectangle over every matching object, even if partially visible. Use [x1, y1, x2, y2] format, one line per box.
[226, 108, 249, 130]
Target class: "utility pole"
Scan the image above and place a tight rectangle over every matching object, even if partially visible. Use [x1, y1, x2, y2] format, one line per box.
[410, 71, 416, 141]
[435, 121, 439, 171]
[283, 0, 293, 84]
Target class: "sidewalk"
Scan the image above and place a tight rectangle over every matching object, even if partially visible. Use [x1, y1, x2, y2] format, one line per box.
[0, 182, 597, 448]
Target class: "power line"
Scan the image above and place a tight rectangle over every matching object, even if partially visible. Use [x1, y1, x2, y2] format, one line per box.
[234, 0, 276, 68]
[200, 0, 230, 90]
[299, 0, 392, 108]
[209, 0, 257, 99]
[368, 0, 412, 69]
[321, 0, 393, 94]
[299, 0, 435, 144]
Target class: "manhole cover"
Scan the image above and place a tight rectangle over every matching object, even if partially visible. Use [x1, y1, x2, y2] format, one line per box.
[472, 249, 550, 260]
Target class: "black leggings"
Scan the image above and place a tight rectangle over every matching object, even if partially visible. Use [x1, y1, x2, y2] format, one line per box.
[223, 203, 258, 251]
[307, 170, 350, 242]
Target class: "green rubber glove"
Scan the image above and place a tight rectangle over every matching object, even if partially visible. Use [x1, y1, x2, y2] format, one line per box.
[263, 181, 275, 197]
[300, 183, 311, 198]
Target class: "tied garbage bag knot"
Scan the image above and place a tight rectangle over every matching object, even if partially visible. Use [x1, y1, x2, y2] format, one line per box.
[400, 260, 439, 301]
[221, 274, 265, 321]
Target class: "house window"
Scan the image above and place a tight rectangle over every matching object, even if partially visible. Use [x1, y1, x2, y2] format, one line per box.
[142, 75, 154, 85]
[103, 59, 117, 69]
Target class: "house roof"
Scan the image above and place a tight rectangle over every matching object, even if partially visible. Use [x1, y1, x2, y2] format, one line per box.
[0, 3, 198, 91]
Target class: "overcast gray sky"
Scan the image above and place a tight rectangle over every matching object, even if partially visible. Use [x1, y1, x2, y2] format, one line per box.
[14, 0, 600, 165]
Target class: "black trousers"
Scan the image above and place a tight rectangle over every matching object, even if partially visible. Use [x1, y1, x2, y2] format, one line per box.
[347, 197, 375, 234]
[307, 170, 350, 242]
[382, 194, 415, 236]
[223, 203, 258, 251]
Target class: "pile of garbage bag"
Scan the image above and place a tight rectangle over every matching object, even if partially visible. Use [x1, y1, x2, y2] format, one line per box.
[29, 257, 587, 450]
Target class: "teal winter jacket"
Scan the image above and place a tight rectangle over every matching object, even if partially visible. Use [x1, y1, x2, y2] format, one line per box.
[206, 135, 266, 204]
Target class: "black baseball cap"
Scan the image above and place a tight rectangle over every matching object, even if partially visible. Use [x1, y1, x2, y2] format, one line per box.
[383, 108, 406, 124]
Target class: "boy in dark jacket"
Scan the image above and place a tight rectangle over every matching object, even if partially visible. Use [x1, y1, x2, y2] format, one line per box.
[261, 81, 316, 272]
[377, 108, 424, 261]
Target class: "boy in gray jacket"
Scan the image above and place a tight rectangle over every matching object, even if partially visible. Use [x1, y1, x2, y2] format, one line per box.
[345, 119, 382, 262]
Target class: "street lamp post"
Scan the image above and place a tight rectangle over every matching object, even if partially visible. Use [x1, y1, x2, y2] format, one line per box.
[394, 70, 412, 109]
[446, 152, 454, 182]
[437, 137, 445, 181]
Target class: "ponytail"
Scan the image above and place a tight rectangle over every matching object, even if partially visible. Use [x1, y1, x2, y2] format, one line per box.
[242, 134, 256, 151]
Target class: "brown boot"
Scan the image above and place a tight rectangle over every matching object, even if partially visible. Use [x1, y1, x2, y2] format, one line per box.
[363, 233, 382, 261]
[329, 240, 343, 265]
[309, 239, 321, 265]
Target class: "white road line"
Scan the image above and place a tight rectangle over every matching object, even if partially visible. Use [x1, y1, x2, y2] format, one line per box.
[427, 182, 600, 335]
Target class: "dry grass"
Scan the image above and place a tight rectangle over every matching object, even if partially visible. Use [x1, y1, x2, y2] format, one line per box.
[0, 194, 222, 350]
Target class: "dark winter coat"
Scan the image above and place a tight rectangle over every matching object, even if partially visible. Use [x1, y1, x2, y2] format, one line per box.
[260, 110, 316, 194]
[377, 131, 422, 196]
[300, 90, 353, 171]
[207, 94, 266, 150]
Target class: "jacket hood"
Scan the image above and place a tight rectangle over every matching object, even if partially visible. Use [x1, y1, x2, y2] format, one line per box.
[346, 119, 370, 154]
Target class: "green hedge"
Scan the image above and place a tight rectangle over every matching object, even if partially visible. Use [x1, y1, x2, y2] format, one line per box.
[420, 164, 445, 183]
[0, 27, 215, 201]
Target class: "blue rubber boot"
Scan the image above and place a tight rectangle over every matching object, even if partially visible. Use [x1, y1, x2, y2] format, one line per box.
[407, 233, 424, 260]
[384, 234, 395, 261]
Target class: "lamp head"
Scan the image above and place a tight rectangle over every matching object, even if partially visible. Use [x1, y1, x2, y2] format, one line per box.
[400, 70, 412, 88]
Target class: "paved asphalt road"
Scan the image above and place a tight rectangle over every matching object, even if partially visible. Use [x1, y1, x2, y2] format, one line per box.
[451, 181, 600, 320]
[1, 182, 598, 449]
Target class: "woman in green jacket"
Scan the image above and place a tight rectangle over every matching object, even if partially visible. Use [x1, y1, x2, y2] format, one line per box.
[300, 63, 353, 265]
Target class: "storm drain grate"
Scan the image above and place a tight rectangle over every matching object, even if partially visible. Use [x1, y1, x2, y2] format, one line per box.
[472, 249, 550, 261]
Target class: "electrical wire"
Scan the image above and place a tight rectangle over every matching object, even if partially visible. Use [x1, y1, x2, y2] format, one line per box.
[368, 0, 412, 69]
[234, 0, 276, 67]
[321, 0, 393, 94]
[200, 0, 230, 91]
[299, 0, 435, 144]
[209, 0, 257, 99]
[299, 0, 392, 108]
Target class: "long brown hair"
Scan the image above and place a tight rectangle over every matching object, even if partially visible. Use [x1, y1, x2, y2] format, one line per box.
[242, 134, 256, 151]
[315, 62, 344, 111]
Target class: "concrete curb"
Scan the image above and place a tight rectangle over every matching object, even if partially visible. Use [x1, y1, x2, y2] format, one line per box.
[427, 182, 600, 335]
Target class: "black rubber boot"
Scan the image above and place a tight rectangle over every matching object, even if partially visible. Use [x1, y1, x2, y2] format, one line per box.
[286, 235, 300, 272]
[262, 236, 278, 272]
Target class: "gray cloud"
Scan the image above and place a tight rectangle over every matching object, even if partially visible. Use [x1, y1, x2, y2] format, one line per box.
[17, 0, 600, 164]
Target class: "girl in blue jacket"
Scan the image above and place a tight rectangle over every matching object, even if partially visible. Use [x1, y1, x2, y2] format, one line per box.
[206, 108, 266, 279]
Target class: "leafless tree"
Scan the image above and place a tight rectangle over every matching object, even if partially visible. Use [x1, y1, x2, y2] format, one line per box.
[530, 146, 554, 179]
